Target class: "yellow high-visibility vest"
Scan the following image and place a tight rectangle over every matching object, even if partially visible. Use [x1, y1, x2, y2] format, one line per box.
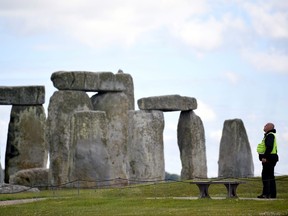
[257, 132, 277, 154]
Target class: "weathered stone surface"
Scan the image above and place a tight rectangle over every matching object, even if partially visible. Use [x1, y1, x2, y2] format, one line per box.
[0, 183, 39, 194]
[91, 92, 129, 182]
[127, 110, 165, 181]
[4, 105, 47, 183]
[115, 73, 135, 110]
[52, 71, 127, 90]
[47, 90, 93, 186]
[138, 95, 197, 111]
[218, 119, 254, 178]
[0, 163, 3, 184]
[9, 168, 48, 190]
[177, 110, 207, 179]
[69, 111, 112, 187]
[0, 86, 45, 105]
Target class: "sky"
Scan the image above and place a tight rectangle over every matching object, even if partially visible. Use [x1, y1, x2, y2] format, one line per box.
[0, 0, 287, 178]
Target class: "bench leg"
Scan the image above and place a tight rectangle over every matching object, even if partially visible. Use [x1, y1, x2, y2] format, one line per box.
[196, 184, 210, 198]
[224, 183, 239, 198]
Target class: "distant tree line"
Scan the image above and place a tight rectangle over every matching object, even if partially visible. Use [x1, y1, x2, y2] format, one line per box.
[165, 172, 180, 181]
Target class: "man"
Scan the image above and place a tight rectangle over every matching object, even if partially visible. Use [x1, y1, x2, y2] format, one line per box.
[257, 123, 279, 199]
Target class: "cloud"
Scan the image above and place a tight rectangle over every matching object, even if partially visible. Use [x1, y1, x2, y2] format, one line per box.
[0, 0, 245, 51]
[242, 49, 288, 74]
[223, 71, 241, 84]
[0, 0, 210, 47]
[243, 1, 288, 39]
[195, 100, 216, 122]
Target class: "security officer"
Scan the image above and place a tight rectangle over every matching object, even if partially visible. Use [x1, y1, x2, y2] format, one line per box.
[257, 123, 279, 199]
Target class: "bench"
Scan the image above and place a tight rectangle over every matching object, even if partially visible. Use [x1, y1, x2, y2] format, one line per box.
[190, 181, 246, 198]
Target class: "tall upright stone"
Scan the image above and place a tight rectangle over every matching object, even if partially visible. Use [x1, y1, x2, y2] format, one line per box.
[69, 111, 112, 187]
[47, 90, 93, 186]
[127, 110, 165, 181]
[0, 162, 4, 183]
[91, 92, 129, 182]
[218, 119, 254, 178]
[5, 105, 47, 183]
[177, 110, 207, 179]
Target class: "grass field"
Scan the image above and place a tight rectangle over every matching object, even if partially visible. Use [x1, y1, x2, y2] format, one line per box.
[0, 176, 287, 216]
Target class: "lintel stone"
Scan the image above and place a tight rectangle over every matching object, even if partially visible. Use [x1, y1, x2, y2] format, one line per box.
[51, 71, 131, 92]
[137, 94, 197, 111]
[0, 86, 45, 105]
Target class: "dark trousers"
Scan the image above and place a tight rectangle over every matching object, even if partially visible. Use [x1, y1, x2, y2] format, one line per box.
[261, 161, 277, 198]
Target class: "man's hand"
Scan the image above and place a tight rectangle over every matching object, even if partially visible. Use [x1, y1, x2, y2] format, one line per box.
[262, 158, 267, 163]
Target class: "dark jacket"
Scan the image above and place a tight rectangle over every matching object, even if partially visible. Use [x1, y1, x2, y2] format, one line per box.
[259, 129, 279, 163]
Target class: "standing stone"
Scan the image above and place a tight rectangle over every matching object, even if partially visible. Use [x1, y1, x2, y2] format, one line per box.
[218, 119, 254, 178]
[91, 92, 129, 182]
[0, 163, 4, 184]
[177, 110, 207, 179]
[47, 91, 93, 186]
[69, 111, 112, 187]
[4, 105, 47, 183]
[127, 110, 165, 181]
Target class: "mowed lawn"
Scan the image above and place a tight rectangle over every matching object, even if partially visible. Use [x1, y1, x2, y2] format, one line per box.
[0, 176, 288, 216]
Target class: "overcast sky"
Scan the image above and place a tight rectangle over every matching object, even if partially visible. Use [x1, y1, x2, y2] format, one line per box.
[0, 0, 287, 178]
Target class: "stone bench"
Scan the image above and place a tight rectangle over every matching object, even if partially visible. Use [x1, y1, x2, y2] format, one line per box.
[190, 181, 246, 198]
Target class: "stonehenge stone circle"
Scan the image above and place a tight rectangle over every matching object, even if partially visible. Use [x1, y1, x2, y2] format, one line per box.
[1, 70, 256, 188]
[177, 110, 207, 179]
[218, 119, 254, 178]
[127, 110, 165, 181]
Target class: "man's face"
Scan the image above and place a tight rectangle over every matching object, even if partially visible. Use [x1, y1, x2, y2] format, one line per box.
[264, 123, 273, 132]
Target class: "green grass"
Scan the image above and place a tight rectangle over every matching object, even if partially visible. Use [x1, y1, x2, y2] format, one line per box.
[0, 176, 288, 216]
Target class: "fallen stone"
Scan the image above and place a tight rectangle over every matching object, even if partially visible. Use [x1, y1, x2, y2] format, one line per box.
[0, 183, 39, 194]
[0, 86, 45, 105]
[5, 105, 47, 183]
[9, 168, 49, 190]
[138, 95, 197, 111]
[127, 110, 165, 181]
[218, 119, 254, 178]
[177, 110, 207, 179]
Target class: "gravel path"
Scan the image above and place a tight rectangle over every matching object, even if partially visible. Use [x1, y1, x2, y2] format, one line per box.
[0, 198, 46, 206]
